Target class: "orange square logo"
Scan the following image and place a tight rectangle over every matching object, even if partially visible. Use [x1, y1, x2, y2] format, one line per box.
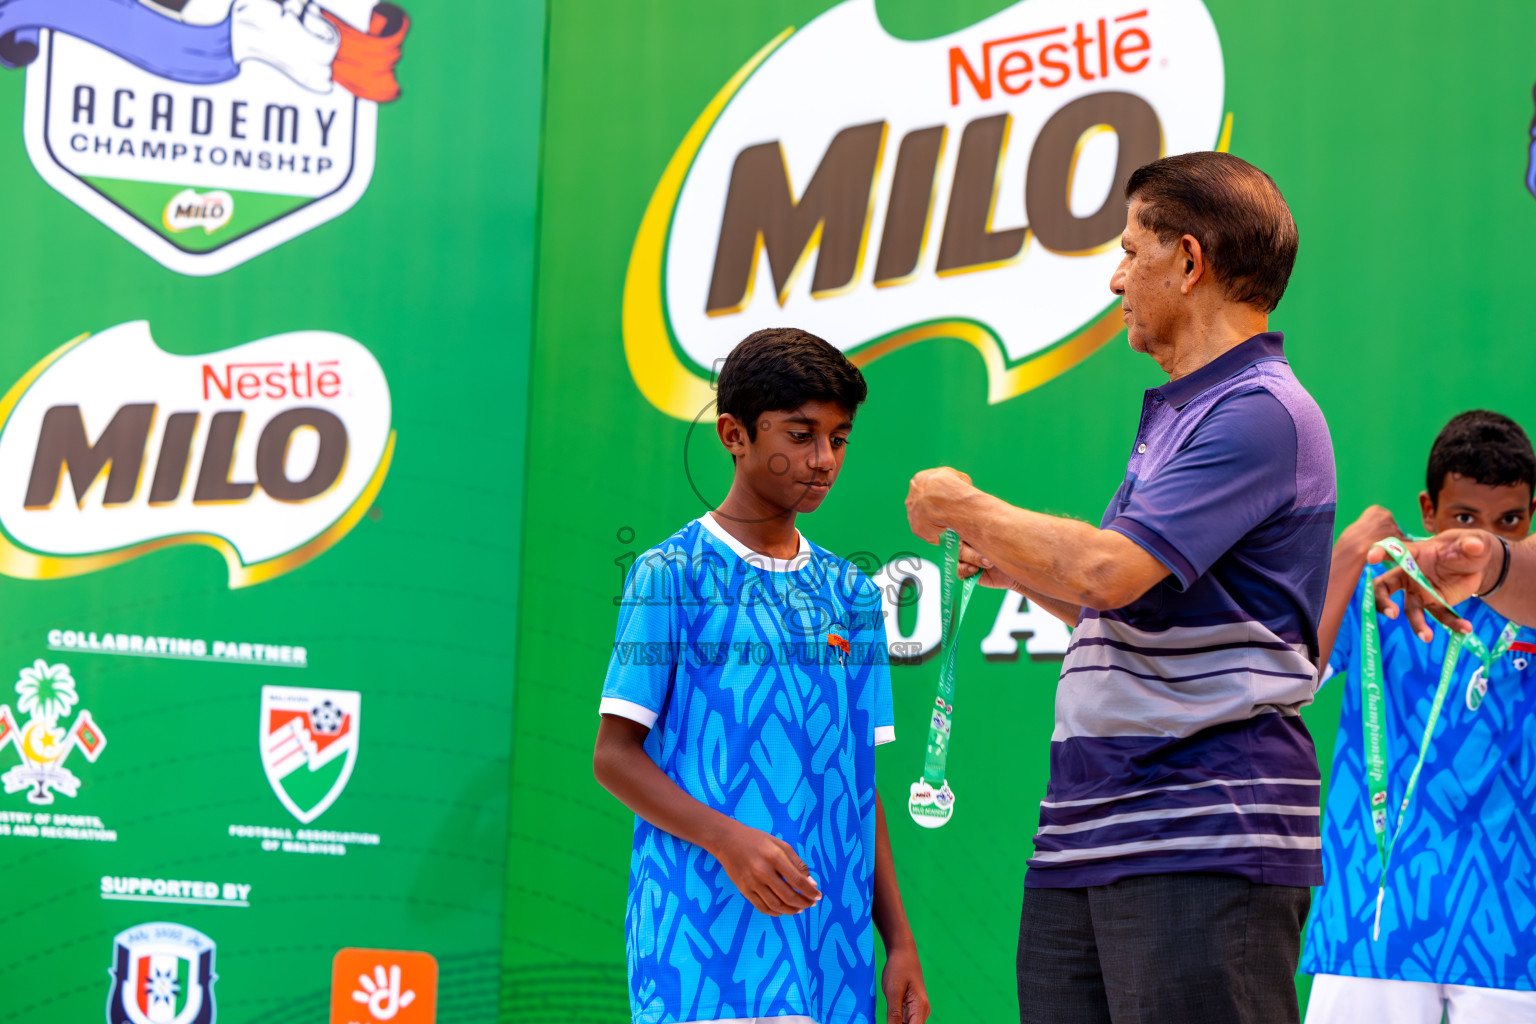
[330, 948, 438, 1024]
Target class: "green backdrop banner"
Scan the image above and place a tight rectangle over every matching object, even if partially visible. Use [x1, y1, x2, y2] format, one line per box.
[5, 1, 1536, 1021]
[510, 0, 1536, 1020]
[0, 1, 541, 1022]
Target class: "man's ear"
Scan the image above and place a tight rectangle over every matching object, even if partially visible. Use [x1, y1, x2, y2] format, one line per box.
[717, 413, 749, 458]
[1418, 490, 1436, 534]
[1179, 234, 1205, 295]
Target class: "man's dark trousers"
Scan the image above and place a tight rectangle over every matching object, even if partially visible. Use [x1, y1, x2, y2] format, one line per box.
[1017, 872, 1311, 1024]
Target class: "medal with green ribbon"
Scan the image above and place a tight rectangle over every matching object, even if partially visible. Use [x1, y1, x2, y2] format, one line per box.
[1362, 537, 1518, 939]
[909, 528, 977, 829]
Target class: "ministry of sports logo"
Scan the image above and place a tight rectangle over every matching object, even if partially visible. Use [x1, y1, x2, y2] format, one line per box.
[261, 685, 359, 823]
[0, 659, 106, 804]
[4, 0, 411, 275]
[108, 921, 217, 1024]
[624, 0, 1226, 419]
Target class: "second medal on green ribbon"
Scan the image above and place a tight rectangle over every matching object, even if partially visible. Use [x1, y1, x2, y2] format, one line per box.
[909, 528, 976, 829]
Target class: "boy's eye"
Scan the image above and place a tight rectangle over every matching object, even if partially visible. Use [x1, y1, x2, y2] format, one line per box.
[1454, 514, 1475, 525]
[1501, 514, 1525, 527]
[831, 436, 848, 449]
[788, 431, 811, 442]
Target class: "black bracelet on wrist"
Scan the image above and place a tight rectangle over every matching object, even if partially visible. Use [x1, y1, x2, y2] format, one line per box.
[1477, 535, 1513, 599]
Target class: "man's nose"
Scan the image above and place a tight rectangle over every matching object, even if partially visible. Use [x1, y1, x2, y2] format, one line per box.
[1109, 267, 1125, 296]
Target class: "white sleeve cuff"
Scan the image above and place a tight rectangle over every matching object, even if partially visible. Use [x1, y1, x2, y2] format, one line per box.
[874, 725, 896, 746]
[599, 697, 658, 728]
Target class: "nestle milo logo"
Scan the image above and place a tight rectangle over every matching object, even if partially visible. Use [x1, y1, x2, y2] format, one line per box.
[0, 322, 395, 587]
[163, 189, 233, 233]
[624, 0, 1228, 419]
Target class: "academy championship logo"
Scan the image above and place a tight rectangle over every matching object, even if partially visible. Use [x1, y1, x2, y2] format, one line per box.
[4, 0, 411, 275]
[109, 922, 217, 1024]
[0, 321, 394, 587]
[623, 0, 1226, 418]
[261, 685, 360, 823]
[0, 659, 106, 804]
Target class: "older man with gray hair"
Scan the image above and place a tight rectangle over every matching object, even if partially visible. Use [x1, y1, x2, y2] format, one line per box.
[906, 152, 1334, 1024]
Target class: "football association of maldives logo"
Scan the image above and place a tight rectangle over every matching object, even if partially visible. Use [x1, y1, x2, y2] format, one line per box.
[0, 659, 106, 804]
[108, 922, 217, 1024]
[261, 685, 360, 823]
[3, 0, 411, 275]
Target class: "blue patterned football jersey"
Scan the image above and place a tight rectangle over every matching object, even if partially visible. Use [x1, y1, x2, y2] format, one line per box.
[601, 514, 896, 1024]
[1301, 565, 1536, 989]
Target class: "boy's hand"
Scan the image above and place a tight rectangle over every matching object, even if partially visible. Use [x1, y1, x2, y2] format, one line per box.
[1340, 505, 1403, 555]
[881, 945, 930, 1023]
[713, 823, 821, 916]
[1369, 529, 1492, 640]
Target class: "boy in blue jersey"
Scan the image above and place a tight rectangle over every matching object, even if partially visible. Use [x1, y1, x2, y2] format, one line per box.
[593, 328, 929, 1024]
[1303, 410, 1536, 1022]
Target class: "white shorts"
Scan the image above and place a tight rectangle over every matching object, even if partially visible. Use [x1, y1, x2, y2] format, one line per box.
[1306, 974, 1536, 1023]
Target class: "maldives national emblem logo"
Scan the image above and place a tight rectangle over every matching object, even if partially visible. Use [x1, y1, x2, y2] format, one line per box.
[0, 659, 107, 804]
[4, 0, 411, 275]
[108, 922, 217, 1024]
[260, 685, 359, 823]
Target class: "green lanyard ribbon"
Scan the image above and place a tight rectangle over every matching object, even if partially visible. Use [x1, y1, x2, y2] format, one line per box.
[908, 529, 977, 829]
[1361, 537, 1518, 939]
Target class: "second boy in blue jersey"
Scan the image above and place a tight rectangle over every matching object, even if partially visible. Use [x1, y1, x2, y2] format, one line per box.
[594, 328, 929, 1024]
[1303, 411, 1536, 1022]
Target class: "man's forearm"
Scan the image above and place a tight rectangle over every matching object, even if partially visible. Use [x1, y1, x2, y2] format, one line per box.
[1010, 581, 1083, 628]
[946, 490, 1150, 610]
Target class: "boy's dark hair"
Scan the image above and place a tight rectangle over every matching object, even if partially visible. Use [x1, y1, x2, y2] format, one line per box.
[1426, 410, 1536, 506]
[716, 328, 867, 439]
[1124, 152, 1298, 314]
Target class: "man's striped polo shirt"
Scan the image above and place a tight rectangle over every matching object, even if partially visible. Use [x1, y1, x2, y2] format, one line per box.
[1028, 331, 1336, 889]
